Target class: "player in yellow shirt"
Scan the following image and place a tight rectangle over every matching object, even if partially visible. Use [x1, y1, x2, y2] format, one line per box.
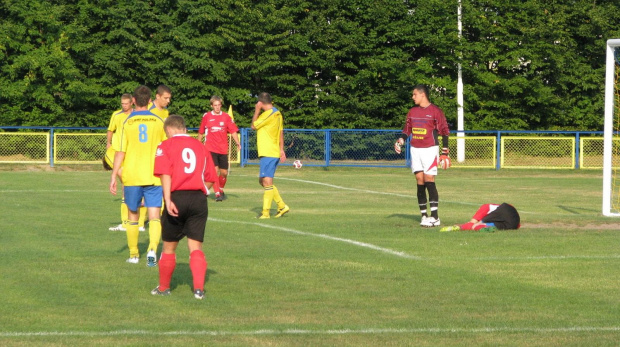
[148, 84, 171, 120]
[251, 92, 289, 219]
[110, 85, 167, 266]
[104, 94, 147, 232]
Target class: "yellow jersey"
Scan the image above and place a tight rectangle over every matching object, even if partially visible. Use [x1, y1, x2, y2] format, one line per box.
[118, 110, 166, 186]
[148, 102, 169, 120]
[253, 108, 283, 158]
[107, 109, 131, 151]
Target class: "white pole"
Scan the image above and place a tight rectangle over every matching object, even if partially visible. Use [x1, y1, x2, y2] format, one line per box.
[602, 39, 620, 216]
[456, 0, 465, 162]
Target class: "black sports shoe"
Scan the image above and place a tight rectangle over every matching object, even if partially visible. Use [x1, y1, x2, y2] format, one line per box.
[215, 193, 223, 202]
[151, 286, 171, 296]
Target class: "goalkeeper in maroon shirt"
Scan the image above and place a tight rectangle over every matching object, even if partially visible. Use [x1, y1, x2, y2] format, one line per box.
[151, 114, 217, 300]
[394, 84, 451, 228]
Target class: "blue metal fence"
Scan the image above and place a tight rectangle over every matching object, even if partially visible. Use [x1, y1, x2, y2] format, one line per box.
[0, 126, 614, 169]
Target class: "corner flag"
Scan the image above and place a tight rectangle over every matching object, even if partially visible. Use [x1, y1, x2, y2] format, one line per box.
[227, 105, 235, 121]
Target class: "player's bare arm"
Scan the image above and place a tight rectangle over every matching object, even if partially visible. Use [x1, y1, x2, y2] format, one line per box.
[109, 151, 125, 195]
[160, 174, 178, 217]
[251, 102, 263, 130]
[279, 130, 286, 163]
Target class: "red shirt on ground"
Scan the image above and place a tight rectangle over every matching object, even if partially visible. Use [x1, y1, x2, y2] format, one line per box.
[154, 134, 217, 194]
[198, 111, 239, 154]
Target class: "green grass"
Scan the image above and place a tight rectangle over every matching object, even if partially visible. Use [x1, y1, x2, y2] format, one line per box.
[1, 166, 619, 346]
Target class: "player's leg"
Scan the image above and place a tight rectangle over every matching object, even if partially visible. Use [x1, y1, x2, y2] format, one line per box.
[143, 186, 163, 267]
[420, 147, 440, 227]
[273, 184, 289, 218]
[258, 157, 278, 219]
[218, 154, 230, 199]
[411, 147, 429, 225]
[186, 191, 209, 299]
[211, 152, 223, 201]
[123, 186, 143, 262]
[138, 200, 147, 231]
[106, 155, 127, 231]
[152, 240, 178, 296]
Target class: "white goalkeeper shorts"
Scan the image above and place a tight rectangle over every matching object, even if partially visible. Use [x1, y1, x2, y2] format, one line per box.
[410, 145, 439, 175]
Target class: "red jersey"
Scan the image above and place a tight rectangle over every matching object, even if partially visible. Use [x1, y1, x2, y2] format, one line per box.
[401, 104, 450, 148]
[154, 134, 217, 194]
[198, 111, 239, 154]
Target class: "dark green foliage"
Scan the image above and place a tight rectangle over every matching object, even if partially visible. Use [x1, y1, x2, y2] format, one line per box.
[1, 0, 619, 130]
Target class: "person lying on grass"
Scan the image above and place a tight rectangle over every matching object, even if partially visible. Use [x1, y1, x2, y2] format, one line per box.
[440, 203, 520, 233]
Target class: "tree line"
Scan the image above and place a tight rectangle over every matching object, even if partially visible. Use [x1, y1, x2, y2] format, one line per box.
[1, 0, 619, 131]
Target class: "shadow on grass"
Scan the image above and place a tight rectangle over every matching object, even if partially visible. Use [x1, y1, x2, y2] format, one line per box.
[170, 264, 217, 291]
[557, 205, 599, 214]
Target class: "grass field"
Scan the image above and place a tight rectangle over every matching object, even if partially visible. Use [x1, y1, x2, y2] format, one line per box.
[1, 165, 619, 346]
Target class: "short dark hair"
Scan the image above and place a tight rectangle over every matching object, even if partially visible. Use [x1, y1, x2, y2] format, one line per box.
[413, 84, 430, 99]
[164, 114, 186, 130]
[133, 85, 151, 107]
[258, 92, 272, 104]
[156, 84, 172, 96]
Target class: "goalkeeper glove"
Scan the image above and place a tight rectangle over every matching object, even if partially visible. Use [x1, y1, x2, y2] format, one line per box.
[394, 139, 404, 154]
[439, 148, 451, 170]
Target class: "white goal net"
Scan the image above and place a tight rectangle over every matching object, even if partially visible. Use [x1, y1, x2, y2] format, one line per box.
[602, 39, 620, 216]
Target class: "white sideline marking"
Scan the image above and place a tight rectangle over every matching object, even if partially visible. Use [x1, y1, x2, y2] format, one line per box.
[2, 326, 620, 338]
[210, 218, 423, 260]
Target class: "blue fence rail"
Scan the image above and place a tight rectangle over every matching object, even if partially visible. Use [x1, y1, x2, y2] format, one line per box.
[0, 126, 615, 169]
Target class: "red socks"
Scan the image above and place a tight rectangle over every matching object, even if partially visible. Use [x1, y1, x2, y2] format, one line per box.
[158, 253, 176, 291]
[189, 250, 207, 291]
[219, 175, 227, 189]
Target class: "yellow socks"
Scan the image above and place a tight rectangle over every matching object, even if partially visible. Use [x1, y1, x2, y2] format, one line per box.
[272, 185, 285, 210]
[126, 221, 140, 258]
[138, 206, 147, 228]
[148, 219, 161, 253]
[263, 185, 274, 215]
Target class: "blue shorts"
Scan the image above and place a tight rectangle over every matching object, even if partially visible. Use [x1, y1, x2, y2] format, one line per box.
[124, 186, 163, 211]
[259, 157, 279, 178]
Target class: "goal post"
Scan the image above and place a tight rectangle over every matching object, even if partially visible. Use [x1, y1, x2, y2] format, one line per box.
[602, 39, 620, 216]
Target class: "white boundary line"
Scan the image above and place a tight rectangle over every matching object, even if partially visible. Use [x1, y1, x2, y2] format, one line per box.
[212, 218, 620, 262]
[2, 326, 620, 338]
[211, 218, 423, 260]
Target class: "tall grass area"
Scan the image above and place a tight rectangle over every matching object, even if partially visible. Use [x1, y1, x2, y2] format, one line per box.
[0, 166, 619, 346]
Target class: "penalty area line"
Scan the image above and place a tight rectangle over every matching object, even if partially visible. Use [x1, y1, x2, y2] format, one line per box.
[2, 326, 620, 338]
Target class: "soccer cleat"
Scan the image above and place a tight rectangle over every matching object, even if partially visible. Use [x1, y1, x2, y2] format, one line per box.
[478, 226, 498, 233]
[151, 286, 171, 296]
[419, 216, 429, 226]
[215, 193, 223, 202]
[126, 257, 139, 264]
[421, 217, 440, 227]
[440, 225, 461, 232]
[257, 214, 270, 219]
[193, 289, 205, 300]
[139, 226, 146, 232]
[146, 250, 158, 267]
[220, 191, 226, 200]
[274, 205, 290, 218]
[109, 224, 126, 231]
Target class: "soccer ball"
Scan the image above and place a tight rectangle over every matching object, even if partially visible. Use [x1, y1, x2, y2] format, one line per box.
[293, 160, 303, 169]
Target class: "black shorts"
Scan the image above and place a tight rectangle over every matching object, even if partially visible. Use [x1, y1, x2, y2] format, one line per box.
[162, 190, 208, 242]
[211, 152, 228, 169]
[481, 203, 520, 230]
